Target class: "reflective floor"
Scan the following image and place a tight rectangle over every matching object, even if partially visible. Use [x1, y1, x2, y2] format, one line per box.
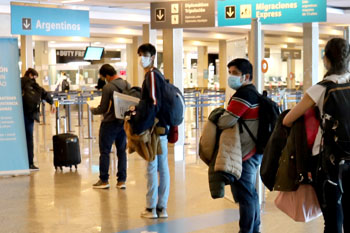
[0, 107, 324, 233]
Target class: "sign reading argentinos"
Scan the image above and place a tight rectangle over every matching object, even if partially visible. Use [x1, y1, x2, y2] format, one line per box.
[151, 0, 215, 29]
[11, 3, 90, 37]
[218, 0, 326, 27]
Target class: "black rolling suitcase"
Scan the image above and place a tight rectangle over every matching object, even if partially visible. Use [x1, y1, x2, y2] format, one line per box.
[53, 133, 81, 170]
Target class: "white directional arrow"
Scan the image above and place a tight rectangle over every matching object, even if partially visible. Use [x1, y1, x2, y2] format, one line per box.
[227, 7, 234, 17]
[23, 19, 30, 29]
[157, 10, 164, 20]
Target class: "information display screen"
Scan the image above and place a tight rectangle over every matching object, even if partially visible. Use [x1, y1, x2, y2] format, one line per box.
[84, 47, 104, 60]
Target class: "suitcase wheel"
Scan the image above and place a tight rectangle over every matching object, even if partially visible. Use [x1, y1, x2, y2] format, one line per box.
[55, 166, 57, 171]
[60, 166, 63, 171]
[74, 165, 78, 170]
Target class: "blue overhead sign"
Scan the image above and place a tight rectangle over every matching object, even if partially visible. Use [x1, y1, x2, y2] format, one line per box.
[11, 4, 90, 37]
[218, 0, 326, 26]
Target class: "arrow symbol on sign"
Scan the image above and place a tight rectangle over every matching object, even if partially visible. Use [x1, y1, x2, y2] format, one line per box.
[157, 11, 164, 20]
[227, 7, 234, 17]
[23, 19, 30, 29]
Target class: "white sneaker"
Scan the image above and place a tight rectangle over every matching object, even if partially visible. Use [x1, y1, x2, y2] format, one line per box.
[157, 208, 168, 218]
[140, 209, 158, 219]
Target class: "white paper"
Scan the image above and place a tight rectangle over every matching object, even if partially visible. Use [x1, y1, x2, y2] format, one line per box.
[113, 91, 140, 119]
[87, 96, 101, 109]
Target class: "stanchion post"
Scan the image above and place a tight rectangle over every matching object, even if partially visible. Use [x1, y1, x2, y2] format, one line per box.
[77, 94, 82, 126]
[66, 104, 72, 132]
[55, 100, 60, 135]
[195, 92, 199, 129]
[41, 102, 46, 125]
[85, 97, 94, 139]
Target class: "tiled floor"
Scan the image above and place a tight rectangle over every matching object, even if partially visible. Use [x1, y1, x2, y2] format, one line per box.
[0, 107, 325, 233]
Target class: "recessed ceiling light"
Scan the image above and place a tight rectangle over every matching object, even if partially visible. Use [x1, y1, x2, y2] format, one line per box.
[62, 0, 84, 3]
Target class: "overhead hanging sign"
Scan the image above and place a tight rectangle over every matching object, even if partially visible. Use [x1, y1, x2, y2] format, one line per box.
[218, 0, 326, 27]
[0, 38, 29, 176]
[281, 48, 302, 59]
[11, 4, 90, 37]
[150, 0, 215, 29]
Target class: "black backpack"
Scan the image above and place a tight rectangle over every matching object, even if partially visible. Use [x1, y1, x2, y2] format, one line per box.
[61, 79, 70, 92]
[22, 81, 41, 114]
[112, 80, 141, 99]
[319, 80, 350, 163]
[152, 69, 185, 126]
[239, 90, 280, 154]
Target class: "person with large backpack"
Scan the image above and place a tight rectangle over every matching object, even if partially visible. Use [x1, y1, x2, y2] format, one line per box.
[217, 58, 263, 233]
[127, 43, 175, 219]
[283, 38, 350, 233]
[91, 64, 131, 190]
[21, 68, 56, 171]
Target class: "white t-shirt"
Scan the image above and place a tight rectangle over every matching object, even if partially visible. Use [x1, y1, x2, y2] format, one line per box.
[306, 73, 350, 155]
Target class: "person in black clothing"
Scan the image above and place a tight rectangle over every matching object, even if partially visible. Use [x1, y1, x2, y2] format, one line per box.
[95, 76, 106, 90]
[91, 64, 131, 190]
[21, 68, 56, 171]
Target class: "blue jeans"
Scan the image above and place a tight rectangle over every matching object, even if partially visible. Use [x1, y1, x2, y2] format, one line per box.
[146, 135, 170, 209]
[99, 120, 127, 182]
[24, 115, 34, 166]
[230, 154, 263, 233]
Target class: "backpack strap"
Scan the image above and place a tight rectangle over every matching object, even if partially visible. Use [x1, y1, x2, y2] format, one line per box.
[238, 118, 257, 144]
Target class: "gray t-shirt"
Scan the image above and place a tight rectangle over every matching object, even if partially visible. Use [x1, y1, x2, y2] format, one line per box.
[91, 78, 131, 122]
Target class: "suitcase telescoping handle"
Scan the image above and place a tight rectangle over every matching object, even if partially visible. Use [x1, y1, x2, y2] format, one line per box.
[56, 115, 67, 134]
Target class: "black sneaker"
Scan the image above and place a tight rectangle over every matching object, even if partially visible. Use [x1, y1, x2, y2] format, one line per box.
[29, 164, 39, 171]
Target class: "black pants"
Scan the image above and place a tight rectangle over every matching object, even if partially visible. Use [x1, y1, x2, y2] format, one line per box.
[24, 115, 34, 166]
[314, 160, 350, 233]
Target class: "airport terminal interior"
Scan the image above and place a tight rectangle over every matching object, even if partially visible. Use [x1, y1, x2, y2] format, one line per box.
[1, 0, 350, 232]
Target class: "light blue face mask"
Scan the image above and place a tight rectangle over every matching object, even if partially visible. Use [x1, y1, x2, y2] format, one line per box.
[228, 75, 242, 90]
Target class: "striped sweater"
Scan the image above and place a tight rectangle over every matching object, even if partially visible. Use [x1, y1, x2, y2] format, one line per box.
[218, 84, 260, 161]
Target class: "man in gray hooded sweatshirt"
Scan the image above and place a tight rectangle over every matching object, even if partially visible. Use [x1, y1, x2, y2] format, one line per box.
[91, 64, 131, 190]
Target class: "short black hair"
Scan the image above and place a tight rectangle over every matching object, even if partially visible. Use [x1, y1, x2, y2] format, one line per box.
[137, 43, 156, 56]
[24, 68, 38, 77]
[227, 58, 253, 81]
[99, 64, 116, 77]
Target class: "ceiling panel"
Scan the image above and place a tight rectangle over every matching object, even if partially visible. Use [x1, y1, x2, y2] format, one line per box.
[327, 0, 350, 8]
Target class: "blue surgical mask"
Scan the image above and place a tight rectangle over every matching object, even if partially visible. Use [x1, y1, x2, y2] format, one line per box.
[228, 75, 242, 90]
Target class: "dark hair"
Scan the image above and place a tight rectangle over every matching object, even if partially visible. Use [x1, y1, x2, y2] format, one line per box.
[227, 58, 253, 81]
[137, 43, 156, 56]
[24, 68, 38, 77]
[99, 64, 116, 77]
[324, 38, 350, 77]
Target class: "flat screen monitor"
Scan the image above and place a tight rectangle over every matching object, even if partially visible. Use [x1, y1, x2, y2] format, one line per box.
[84, 47, 104, 60]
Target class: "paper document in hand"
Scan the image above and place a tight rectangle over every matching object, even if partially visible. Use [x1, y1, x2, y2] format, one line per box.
[113, 91, 140, 119]
[87, 96, 101, 109]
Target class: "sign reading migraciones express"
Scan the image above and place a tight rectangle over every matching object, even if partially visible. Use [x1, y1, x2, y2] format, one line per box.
[218, 0, 326, 26]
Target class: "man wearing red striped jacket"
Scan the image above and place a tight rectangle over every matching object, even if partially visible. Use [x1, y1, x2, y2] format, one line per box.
[218, 58, 262, 233]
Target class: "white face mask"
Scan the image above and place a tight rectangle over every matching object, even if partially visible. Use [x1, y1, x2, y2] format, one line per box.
[140, 56, 152, 68]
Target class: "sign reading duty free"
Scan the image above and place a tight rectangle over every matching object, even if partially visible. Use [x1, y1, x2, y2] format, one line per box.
[11, 3, 90, 37]
[150, 0, 215, 29]
[218, 0, 326, 27]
